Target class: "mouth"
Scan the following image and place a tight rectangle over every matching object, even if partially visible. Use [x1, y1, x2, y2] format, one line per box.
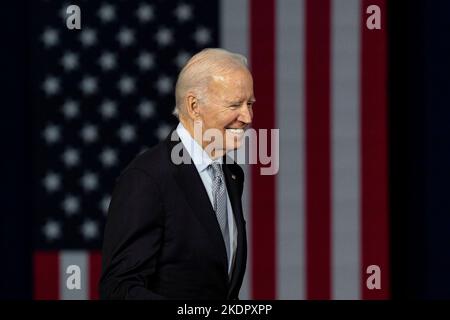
[225, 127, 245, 135]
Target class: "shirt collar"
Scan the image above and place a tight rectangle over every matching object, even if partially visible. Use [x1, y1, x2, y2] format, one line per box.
[176, 122, 222, 173]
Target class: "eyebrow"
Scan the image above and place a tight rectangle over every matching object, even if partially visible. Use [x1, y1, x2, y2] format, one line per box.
[227, 98, 256, 104]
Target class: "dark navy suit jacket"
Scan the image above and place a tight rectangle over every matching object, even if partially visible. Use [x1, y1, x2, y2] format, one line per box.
[99, 130, 247, 300]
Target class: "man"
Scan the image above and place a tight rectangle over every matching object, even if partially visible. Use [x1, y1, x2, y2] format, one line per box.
[99, 48, 255, 299]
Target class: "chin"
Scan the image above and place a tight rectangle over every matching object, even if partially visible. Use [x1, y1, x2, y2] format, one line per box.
[224, 140, 243, 152]
[225, 131, 245, 148]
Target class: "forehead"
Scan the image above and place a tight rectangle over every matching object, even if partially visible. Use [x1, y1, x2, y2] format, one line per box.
[208, 68, 253, 100]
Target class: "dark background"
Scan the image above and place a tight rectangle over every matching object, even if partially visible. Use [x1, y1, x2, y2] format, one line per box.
[389, 0, 450, 299]
[1, 0, 450, 299]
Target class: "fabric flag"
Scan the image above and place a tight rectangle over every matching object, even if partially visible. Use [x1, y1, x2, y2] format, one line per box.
[32, 0, 388, 300]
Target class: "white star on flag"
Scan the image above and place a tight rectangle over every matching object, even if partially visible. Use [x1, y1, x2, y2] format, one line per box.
[156, 123, 171, 141]
[136, 51, 155, 71]
[194, 27, 211, 45]
[117, 27, 135, 47]
[79, 28, 98, 47]
[156, 75, 173, 95]
[42, 76, 60, 96]
[80, 172, 99, 192]
[62, 194, 80, 216]
[117, 76, 136, 95]
[174, 4, 193, 22]
[175, 51, 190, 68]
[118, 124, 136, 143]
[137, 100, 155, 119]
[80, 76, 98, 95]
[136, 4, 154, 23]
[41, 27, 59, 48]
[60, 52, 79, 71]
[42, 124, 61, 144]
[98, 3, 116, 23]
[80, 124, 98, 143]
[42, 220, 62, 241]
[42, 172, 61, 193]
[98, 52, 117, 71]
[80, 219, 99, 240]
[99, 100, 117, 119]
[61, 147, 80, 167]
[62, 100, 80, 119]
[99, 148, 118, 167]
[155, 27, 173, 47]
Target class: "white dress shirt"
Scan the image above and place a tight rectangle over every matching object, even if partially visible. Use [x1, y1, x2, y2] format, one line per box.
[176, 122, 237, 277]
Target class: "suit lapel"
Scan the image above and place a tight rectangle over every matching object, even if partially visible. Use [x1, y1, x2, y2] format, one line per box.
[165, 131, 229, 279]
[164, 129, 247, 296]
[222, 161, 247, 299]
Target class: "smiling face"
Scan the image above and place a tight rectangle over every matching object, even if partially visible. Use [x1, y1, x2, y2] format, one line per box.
[195, 67, 255, 156]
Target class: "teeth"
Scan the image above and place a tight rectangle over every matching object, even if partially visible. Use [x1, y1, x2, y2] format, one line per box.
[227, 128, 244, 134]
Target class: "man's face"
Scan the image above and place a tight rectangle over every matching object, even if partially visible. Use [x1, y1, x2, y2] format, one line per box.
[197, 67, 255, 154]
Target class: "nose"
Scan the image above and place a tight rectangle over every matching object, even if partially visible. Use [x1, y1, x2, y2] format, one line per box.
[238, 104, 253, 125]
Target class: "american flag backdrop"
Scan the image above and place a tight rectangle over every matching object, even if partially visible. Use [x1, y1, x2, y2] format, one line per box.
[31, 0, 389, 300]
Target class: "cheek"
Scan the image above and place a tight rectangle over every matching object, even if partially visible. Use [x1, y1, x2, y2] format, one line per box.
[205, 109, 239, 129]
[221, 111, 240, 127]
[201, 111, 218, 128]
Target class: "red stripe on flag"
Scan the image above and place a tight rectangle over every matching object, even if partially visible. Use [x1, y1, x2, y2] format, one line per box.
[360, 0, 390, 299]
[89, 251, 102, 300]
[250, 0, 276, 299]
[34, 251, 59, 300]
[305, 0, 332, 299]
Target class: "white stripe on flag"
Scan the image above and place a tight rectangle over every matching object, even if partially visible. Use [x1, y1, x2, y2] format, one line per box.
[276, 0, 306, 300]
[220, 0, 251, 300]
[60, 251, 88, 300]
[220, 0, 249, 57]
[331, 0, 361, 299]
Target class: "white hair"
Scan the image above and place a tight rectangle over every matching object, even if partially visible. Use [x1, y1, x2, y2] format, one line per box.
[172, 48, 249, 118]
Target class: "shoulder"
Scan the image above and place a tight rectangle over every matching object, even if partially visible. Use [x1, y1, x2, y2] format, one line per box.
[119, 140, 170, 181]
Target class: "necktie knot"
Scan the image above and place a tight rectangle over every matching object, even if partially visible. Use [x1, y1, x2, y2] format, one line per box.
[209, 162, 223, 180]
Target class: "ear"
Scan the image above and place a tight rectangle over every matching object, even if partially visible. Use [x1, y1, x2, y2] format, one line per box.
[185, 93, 200, 121]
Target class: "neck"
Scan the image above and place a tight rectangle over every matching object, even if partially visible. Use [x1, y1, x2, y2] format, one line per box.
[180, 118, 225, 160]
